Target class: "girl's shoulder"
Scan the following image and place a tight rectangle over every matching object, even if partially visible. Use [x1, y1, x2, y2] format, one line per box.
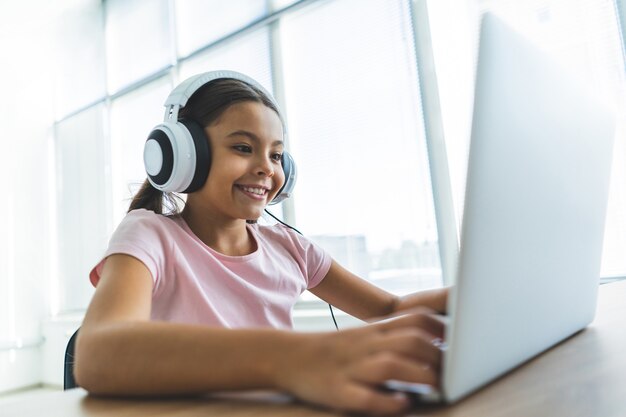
[123, 208, 181, 226]
[116, 208, 185, 240]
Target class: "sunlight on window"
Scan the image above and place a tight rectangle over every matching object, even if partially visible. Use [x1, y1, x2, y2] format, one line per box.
[175, 0, 268, 58]
[280, 0, 442, 299]
[105, 0, 173, 94]
[428, 0, 626, 276]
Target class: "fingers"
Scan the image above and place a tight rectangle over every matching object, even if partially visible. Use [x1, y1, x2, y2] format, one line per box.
[331, 382, 411, 416]
[348, 352, 439, 387]
[328, 352, 439, 416]
[373, 308, 446, 341]
[367, 328, 443, 369]
[285, 324, 445, 415]
[346, 308, 445, 372]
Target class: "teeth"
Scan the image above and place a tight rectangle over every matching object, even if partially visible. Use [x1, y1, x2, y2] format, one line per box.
[241, 186, 265, 195]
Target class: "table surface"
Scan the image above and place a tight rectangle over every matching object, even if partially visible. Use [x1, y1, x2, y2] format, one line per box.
[4, 280, 626, 417]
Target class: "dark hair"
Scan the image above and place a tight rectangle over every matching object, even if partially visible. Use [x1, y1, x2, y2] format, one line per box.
[128, 78, 282, 215]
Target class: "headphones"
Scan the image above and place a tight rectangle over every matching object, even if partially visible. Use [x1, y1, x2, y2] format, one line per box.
[143, 70, 297, 205]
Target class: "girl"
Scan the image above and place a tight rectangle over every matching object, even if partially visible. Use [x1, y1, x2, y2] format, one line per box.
[75, 71, 448, 416]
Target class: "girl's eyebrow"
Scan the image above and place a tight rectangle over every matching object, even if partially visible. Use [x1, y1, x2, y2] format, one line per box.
[227, 130, 283, 147]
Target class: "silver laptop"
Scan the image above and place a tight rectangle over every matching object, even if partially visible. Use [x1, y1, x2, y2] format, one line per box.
[387, 12, 615, 402]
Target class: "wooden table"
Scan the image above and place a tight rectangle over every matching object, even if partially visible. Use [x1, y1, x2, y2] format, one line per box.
[5, 280, 626, 417]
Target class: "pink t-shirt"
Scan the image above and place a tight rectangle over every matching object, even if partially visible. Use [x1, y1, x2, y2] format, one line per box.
[89, 209, 332, 329]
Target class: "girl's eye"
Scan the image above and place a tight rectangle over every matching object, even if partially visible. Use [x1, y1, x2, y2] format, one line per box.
[233, 145, 252, 153]
[271, 153, 283, 162]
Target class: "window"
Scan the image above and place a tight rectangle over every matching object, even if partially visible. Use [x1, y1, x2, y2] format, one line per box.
[428, 0, 626, 277]
[105, 0, 174, 94]
[280, 0, 442, 302]
[52, 0, 106, 120]
[178, 27, 274, 89]
[175, 0, 268, 58]
[55, 104, 110, 311]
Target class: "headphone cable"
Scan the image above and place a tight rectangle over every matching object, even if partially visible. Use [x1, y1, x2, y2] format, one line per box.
[264, 209, 339, 330]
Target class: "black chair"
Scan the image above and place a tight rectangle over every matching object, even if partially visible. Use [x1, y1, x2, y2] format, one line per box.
[64, 328, 80, 390]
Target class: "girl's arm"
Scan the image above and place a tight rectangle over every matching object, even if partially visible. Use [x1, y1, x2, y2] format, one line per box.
[76, 254, 444, 416]
[75, 253, 294, 394]
[309, 260, 448, 321]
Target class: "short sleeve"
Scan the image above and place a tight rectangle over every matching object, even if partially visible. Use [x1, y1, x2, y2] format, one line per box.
[303, 239, 332, 289]
[275, 225, 332, 289]
[89, 209, 168, 288]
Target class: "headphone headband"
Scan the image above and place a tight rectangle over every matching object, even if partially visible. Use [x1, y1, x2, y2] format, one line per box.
[163, 70, 282, 123]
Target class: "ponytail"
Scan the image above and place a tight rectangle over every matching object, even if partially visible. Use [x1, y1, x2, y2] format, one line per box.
[128, 179, 184, 215]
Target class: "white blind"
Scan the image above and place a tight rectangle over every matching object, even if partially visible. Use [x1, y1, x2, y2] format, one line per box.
[105, 0, 174, 94]
[174, 0, 268, 58]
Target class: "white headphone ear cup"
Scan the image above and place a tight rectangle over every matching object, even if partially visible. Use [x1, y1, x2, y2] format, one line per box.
[144, 125, 175, 191]
[270, 151, 297, 205]
[144, 121, 197, 192]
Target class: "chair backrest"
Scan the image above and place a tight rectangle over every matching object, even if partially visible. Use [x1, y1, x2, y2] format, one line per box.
[64, 328, 80, 390]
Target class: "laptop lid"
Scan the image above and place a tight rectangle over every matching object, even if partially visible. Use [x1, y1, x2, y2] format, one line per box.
[442, 12, 615, 402]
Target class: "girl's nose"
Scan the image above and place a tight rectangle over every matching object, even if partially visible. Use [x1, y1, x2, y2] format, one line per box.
[255, 156, 274, 177]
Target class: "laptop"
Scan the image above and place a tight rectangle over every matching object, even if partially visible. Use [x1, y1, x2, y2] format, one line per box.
[386, 12, 616, 402]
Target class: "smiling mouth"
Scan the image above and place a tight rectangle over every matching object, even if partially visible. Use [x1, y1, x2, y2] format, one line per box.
[236, 185, 269, 200]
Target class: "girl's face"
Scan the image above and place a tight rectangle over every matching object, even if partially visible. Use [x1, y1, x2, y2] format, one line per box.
[191, 101, 285, 222]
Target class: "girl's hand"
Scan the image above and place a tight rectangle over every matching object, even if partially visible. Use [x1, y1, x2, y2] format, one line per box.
[274, 308, 445, 415]
[395, 287, 449, 316]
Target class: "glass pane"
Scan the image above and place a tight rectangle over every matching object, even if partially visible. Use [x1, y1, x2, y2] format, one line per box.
[0, 123, 50, 342]
[281, 0, 442, 298]
[178, 27, 273, 91]
[175, 0, 268, 58]
[428, 0, 626, 276]
[55, 104, 111, 312]
[105, 0, 173, 94]
[109, 76, 174, 226]
[53, 0, 106, 119]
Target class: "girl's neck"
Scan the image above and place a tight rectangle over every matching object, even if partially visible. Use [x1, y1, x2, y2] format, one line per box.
[181, 206, 256, 256]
